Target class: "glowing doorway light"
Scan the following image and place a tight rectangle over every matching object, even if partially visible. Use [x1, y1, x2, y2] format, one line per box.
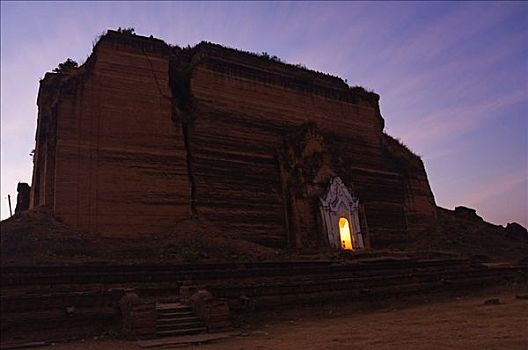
[339, 217, 353, 250]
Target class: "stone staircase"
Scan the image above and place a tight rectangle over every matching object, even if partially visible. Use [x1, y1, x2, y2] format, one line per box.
[156, 303, 206, 338]
[1, 256, 526, 346]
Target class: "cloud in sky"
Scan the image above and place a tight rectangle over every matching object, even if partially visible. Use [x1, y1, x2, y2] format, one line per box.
[397, 89, 527, 147]
[460, 170, 527, 208]
[1, 2, 527, 226]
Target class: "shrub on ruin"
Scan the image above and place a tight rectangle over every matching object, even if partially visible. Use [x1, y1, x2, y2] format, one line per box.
[52, 59, 78, 74]
[117, 27, 135, 35]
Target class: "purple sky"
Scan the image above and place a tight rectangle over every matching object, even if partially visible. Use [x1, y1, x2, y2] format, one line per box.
[1, 2, 527, 226]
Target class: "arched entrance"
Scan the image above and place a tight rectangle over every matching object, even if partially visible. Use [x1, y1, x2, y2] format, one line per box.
[320, 177, 366, 250]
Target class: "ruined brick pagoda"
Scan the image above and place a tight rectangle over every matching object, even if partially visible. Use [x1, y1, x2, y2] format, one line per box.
[29, 30, 437, 251]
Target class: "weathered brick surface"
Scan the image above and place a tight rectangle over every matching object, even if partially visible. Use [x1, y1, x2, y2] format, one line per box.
[30, 31, 436, 248]
[32, 32, 190, 236]
[183, 44, 435, 247]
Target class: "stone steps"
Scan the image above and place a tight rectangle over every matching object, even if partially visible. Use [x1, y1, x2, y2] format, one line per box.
[157, 321, 204, 329]
[157, 316, 200, 323]
[155, 303, 205, 338]
[2, 260, 524, 313]
[1, 258, 525, 345]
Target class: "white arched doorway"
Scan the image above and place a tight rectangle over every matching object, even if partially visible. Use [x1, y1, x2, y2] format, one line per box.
[319, 177, 365, 250]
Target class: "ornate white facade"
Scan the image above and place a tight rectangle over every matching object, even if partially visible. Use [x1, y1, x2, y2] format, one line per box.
[319, 177, 365, 250]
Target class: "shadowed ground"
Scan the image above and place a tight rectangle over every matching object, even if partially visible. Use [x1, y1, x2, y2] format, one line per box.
[40, 288, 528, 350]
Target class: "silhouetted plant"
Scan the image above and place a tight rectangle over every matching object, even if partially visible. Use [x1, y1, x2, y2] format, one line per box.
[181, 40, 350, 86]
[349, 85, 374, 94]
[117, 27, 135, 35]
[383, 132, 421, 159]
[52, 59, 78, 74]
[260, 51, 270, 59]
[92, 31, 107, 48]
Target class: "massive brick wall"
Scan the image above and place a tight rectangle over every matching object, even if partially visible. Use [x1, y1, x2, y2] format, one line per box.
[31, 32, 191, 236]
[186, 55, 383, 247]
[31, 31, 436, 247]
[181, 43, 435, 247]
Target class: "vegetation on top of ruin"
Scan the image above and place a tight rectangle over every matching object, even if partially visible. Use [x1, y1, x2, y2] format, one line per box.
[52, 58, 78, 74]
[189, 41, 382, 103]
[92, 27, 136, 46]
[382, 132, 422, 162]
[194, 40, 349, 84]
[87, 29, 381, 94]
[87, 29, 379, 100]
[189, 41, 349, 87]
[349, 85, 376, 95]
[116, 27, 135, 35]
[258, 51, 284, 63]
[91, 27, 167, 53]
[383, 132, 410, 151]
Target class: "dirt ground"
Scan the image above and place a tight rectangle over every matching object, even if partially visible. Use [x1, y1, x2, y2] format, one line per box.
[0, 208, 282, 266]
[34, 288, 528, 350]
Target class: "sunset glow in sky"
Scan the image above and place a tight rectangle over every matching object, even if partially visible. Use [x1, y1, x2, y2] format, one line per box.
[1, 2, 527, 226]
